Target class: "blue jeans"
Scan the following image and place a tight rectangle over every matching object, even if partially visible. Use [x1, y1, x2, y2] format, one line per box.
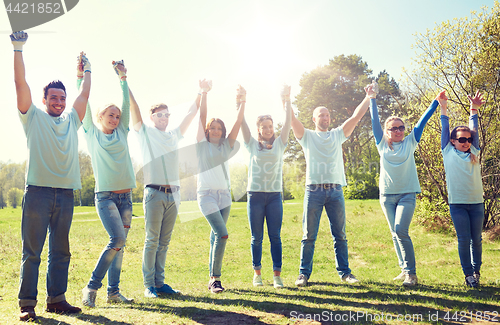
[299, 184, 351, 278]
[18, 186, 74, 307]
[142, 187, 180, 288]
[198, 190, 232, 277]
[87, 191, 132, 294]
[449, 203, 484, 276]
[379, 193, 417, 275]
[247, 192, 283, 272]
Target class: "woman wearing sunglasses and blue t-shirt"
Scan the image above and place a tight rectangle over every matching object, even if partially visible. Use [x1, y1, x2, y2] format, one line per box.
[370, 84, 442, 287]
[437, 91, 485, 288]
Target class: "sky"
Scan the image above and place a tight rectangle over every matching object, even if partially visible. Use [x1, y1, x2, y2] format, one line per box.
[0, 0, 496, 166]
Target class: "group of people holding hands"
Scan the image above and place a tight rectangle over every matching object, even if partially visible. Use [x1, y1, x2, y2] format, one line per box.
[11, 31, 486, 322]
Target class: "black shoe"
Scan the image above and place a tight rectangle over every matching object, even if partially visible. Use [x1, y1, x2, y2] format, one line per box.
[46, 300, 82, 314]
[20, 306, 36, 321]
[208, 280, 224, 293]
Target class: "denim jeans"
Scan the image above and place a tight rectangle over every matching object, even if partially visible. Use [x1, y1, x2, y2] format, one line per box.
[198, 189, 232, 277]
[299, 184, 351, 278]
[247, 192, 283, 272]
[87, 191, 132, 294]
[379, 193, 417, 275]
[142, 187, 180, 288]
[18, 186, 74, 307]
[449, 203, 484, 276]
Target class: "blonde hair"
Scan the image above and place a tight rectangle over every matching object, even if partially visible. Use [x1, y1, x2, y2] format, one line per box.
[384, 116, 405, 150]
[96, 103, 121, 121]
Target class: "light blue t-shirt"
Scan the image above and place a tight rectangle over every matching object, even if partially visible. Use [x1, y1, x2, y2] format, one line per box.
[196, 138, 235, 191]
[376, 130, 421, 194]
[81, 79, 136, 192]
[136, 124, 183, 187]
[441, 115, 483, 204]
[19, 103, 82, 189]
[244, 137, 286, 192]
[297, 127, 348, 186]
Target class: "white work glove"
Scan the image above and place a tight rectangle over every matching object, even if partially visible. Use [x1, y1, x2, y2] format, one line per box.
[112, 60, 126, 79]
[236, 85, 246, 107]
[10, 31, 28, 52]
[81, 53, 91, 73]
[281, 84, 291, 102]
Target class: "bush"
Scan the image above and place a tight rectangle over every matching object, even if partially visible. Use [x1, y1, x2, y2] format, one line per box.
[414, 198, 454, 234]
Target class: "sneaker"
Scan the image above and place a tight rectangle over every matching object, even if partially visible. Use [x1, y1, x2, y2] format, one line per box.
[295, 274, 308, 287]
[253, 274, 263, 287]
[208, 280, 224, 293]
[156, 283, 180, 295]
[82, 286, 97, 308]
[465, 275, 479, 288]
[107, 292, 134, 304]
[273, 275, 284, 289]
[393, 271, 406, 281]
[19, 306, 36, 321]
[473, 272, 480, 285]
[342, 273, 359, 284]
[403, 274, 418, 287]
[144, 286, 158, 298]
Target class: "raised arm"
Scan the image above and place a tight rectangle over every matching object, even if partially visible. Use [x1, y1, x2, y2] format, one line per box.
[437, 91, 449, 150]
[11, 31, 32, 113]
[179, 86, 202, 136]
[76, 55, 93, 130]
[280, 84, 292, 145]
[129, 88, 142, 132]
[112, 60, 130, 128]
[237, 86, 251, 144]
[73, 53, 91, 122]
[227, 85, 246, 148]
[196, 79, 211, 142]
[366, 82, 383, 144]
[468, 91, 484, 150]
[290, 107, 305, 140]
[341, 83, 374, 138]
[413, 91, 442, 142]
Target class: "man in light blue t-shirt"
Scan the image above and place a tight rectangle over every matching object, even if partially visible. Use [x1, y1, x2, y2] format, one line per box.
[291, 84, 375, 287]
[11, 31, 91, 321]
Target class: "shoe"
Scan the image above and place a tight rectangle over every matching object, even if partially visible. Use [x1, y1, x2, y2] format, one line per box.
[473, 272, 480, 285]
[342, 273, 359, 284]
[403, 274, 418, 287]
[393, 271, 406, 281]
[107, 292, 134, 304]
[465, 275, 479, 288]
[46, 300, 82, 314]
[156, 283, 180, 295]
[144, 286, 158, 298]
[273, 275, 284, 289]
[82, 286, 97, 308]
[19, 306, 36, 321]
[208, 280, 224, 293]
[295, 274, 308, 287]
[253, 274, 263, 287]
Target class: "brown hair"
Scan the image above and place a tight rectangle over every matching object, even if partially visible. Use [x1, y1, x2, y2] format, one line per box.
[451, 126, 478, 163]
[256, 115, 275, 150]
[150, 103, 169, 115]
[384, 116, 405, 150]
[205, 118, 226, 144]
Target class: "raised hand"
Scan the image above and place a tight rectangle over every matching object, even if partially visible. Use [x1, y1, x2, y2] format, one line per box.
[467, 90, 485, 109]
[112, 60, 126, 79]
[365, 81, 378, 99]
[281, 84, 291, 102]
[435, 90, 448, 107]
[200, 79, 212, 93]
[10, 31, 28, 52]
[80, 53, 91, 73]
[236, 84, 246, 108]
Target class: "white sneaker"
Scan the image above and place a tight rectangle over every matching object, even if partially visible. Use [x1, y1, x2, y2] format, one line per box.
[253, 274, 263, 287]
[273, 276, 284, 289]
[295, 274, 308, 287]
[393, 271, 406, 281]
[403, 274, 418, 287]
[82, 286, 97, 308]
[341, 274, 359, 284]
[107, 292, 134, 304]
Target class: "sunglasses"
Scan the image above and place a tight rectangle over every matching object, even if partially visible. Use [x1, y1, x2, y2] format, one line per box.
[154, 112, 170, 118]
[454, 137, 473, 143]
[388, 125, 405, 132]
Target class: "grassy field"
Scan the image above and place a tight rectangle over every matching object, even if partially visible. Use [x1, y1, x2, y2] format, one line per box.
[0, 199, 499, 324]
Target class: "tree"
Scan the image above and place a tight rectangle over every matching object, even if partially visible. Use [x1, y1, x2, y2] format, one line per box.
[8, 187, 23, 208]
[0, 186, 6, 209]
[288, 54, 403, 199]
[405, 3, 500, 229]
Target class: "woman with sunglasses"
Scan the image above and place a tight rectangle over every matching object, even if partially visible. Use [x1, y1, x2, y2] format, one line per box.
[370, 85, 442, 286]
[80, 60, 135, 307]
[438, 91, 485, 288]
[240, 85, 292, 288]
[196, 81, 245, 293]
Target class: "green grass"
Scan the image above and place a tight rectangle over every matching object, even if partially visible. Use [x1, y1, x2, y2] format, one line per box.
[0, 200, 499, 324]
